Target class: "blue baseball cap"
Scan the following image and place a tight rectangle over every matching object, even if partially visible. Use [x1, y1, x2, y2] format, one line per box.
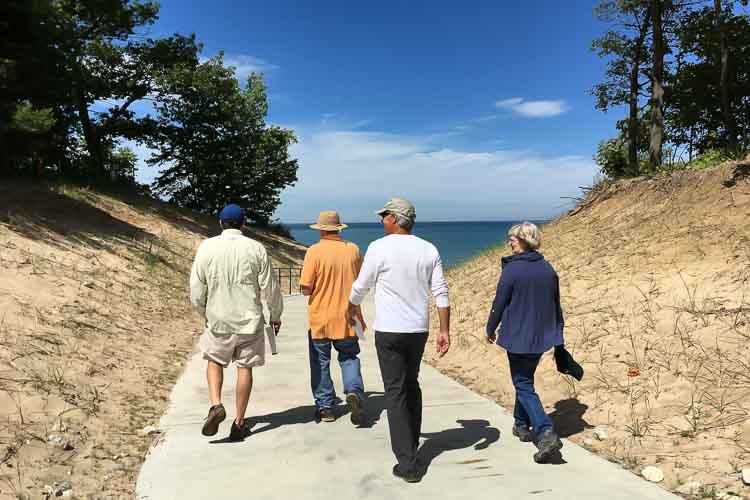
[219, 204, 245, 222]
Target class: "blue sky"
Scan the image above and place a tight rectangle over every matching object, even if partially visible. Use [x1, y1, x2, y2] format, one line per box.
[131, 1, 620, 222]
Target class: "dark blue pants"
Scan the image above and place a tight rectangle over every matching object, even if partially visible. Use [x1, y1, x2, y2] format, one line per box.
[507, 352, 553, 434]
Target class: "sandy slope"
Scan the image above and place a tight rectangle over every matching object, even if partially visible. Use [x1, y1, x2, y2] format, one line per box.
[0, 182, 305, 499]
[426, 160, 750, 499]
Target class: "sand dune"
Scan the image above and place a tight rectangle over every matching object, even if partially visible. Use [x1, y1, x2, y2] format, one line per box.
[427, 159, 750, 498]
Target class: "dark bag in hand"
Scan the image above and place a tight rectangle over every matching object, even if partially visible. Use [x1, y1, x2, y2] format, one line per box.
[554, 345, 584, 381]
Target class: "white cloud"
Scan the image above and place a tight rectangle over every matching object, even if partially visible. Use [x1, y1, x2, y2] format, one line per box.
[201, 54, 278, 83]
[495, 97, 570, 118]
[470, 114, 499, 123]
[275, 122, 597, 222]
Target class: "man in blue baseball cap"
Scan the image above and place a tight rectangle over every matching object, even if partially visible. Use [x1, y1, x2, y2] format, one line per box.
[190, 203, 284, 441]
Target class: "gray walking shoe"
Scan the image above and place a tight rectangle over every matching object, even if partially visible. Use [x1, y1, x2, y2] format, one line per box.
[512, 424, 534, 443]
[533, 429, 563, 463]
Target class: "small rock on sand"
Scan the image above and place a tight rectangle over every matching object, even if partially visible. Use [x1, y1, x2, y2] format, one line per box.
[594, 428, 608, 441]
[641, 466, 664, 483]
[676, 481, 702, 496]
[141, 425, 161, 435]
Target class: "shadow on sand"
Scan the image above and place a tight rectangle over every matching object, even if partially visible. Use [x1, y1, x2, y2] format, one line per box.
[549, 398, 594, 438]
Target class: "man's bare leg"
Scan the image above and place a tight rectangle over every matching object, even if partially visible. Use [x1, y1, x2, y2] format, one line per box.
[235, 367, 253, 425]
[207, 361, 224, 406]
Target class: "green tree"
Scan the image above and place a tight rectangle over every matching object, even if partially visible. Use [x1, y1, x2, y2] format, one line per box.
[147, 56, 299, 222]
[591, 0, 652, 176]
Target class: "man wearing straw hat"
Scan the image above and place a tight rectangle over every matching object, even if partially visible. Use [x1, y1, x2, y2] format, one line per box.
[300, 211, 367, 425]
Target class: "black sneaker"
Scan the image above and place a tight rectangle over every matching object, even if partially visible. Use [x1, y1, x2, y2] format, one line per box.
[533, 429, 563, 463]
[346, 393, 364, 426]
[228, 421, 250, 442]
[201, 404, 226, 436]
[392, 464, 422, 483]
[512, 424, 534, 443]
[315, 407, 336, 423]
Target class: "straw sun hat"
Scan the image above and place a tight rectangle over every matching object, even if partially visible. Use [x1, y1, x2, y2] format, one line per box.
[310, 211, 348, 231]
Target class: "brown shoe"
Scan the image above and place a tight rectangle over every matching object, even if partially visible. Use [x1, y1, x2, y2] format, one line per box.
[201, 404, 226, 436]
[346, 393, 364, 426]
[315, 408, 336, 422]
[228, 420, 250, 442]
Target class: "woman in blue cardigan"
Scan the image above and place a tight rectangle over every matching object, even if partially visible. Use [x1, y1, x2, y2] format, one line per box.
[486, 222, 564, 463]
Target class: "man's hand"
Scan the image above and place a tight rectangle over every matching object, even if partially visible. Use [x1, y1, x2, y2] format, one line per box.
[436, 330, 450, 357]
[270, 321, 282, 335]
[345, 303, 358, 326]
[487, 332, 497, 344]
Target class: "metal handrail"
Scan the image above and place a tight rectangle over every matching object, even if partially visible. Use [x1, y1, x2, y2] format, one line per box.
[274, 267, 302, 295]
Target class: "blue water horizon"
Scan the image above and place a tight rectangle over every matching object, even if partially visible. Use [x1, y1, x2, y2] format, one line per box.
[287, 220, 548, 269]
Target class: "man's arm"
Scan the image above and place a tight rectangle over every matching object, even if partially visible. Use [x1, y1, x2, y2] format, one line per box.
[189, 247, 207, 317]
[258, 250, 283, 332]
[300, 249, 316, 297]
[346, 245, 378, 324]
[431, 251, 451, 356]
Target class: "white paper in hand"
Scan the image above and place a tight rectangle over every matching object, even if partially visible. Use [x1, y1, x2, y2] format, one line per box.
[354, 319, 366, 341]
[265, 324, 278, 355]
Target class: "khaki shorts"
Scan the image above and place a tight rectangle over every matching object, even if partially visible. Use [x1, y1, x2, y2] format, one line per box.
[200, 328, 265, 368]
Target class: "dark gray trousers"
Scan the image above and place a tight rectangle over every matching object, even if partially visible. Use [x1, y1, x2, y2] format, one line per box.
[374, 330, 428, 473]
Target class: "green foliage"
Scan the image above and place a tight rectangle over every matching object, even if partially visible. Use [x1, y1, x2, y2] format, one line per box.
[1, 1, 298, 228]
[10, 104, 56, 134]
[592, 0, 750, 179]
[148, 55, 298, 222]
[596, 137, 630, 179]
[683, 149, 732, 171]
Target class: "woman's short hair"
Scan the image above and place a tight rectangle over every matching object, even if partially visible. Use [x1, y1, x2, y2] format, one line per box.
[508, 222, 541, 250]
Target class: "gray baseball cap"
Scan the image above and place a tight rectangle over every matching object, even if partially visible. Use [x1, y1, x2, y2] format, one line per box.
[375, 197, 416, 219]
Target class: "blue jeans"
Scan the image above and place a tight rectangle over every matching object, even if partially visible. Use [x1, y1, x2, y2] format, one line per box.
[309, 333, 365, 410]
[507, 352, 553, 434]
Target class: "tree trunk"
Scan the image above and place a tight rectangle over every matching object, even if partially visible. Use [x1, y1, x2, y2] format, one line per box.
[0, 131, 9, 176]
[649, 0, 665, 171]
[74, 86, 104, 178]
[715, 0, 736, 153]
[629, 13, 651, 176]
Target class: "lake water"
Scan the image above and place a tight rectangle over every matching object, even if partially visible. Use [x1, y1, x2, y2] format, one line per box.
[288, 221, 546, 268]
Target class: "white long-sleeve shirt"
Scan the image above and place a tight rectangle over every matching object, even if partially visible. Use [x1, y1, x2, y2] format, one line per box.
[349, 234, 449, 333]
[190, 229, 283, 335]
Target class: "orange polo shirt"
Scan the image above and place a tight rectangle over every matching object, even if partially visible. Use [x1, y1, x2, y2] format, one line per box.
[300, 235, 362, 340]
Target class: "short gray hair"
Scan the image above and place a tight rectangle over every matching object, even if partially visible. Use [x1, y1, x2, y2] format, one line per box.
[393, 213, 415, 231]
[508, 222, 541, 250]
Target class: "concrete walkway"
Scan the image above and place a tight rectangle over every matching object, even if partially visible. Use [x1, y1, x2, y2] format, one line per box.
[137, 295, 678, 500]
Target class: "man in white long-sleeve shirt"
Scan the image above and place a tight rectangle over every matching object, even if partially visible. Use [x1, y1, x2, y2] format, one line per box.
[190, 204, 283, 442]
[347, 197, 450, 483]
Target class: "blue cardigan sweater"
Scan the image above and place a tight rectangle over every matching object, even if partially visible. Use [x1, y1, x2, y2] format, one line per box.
[485, 251, 564, 354]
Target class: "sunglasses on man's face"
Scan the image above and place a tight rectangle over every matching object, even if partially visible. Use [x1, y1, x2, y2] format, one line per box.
[379, 212, 391, 222]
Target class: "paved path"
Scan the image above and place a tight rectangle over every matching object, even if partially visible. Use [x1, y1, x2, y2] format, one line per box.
[137, 295, 678, 500]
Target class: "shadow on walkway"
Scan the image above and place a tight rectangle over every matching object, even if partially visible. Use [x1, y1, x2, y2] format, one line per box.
[548, 398, 593, 438]
[211, 391, 389, 444]
[418, 419, 500, 473]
